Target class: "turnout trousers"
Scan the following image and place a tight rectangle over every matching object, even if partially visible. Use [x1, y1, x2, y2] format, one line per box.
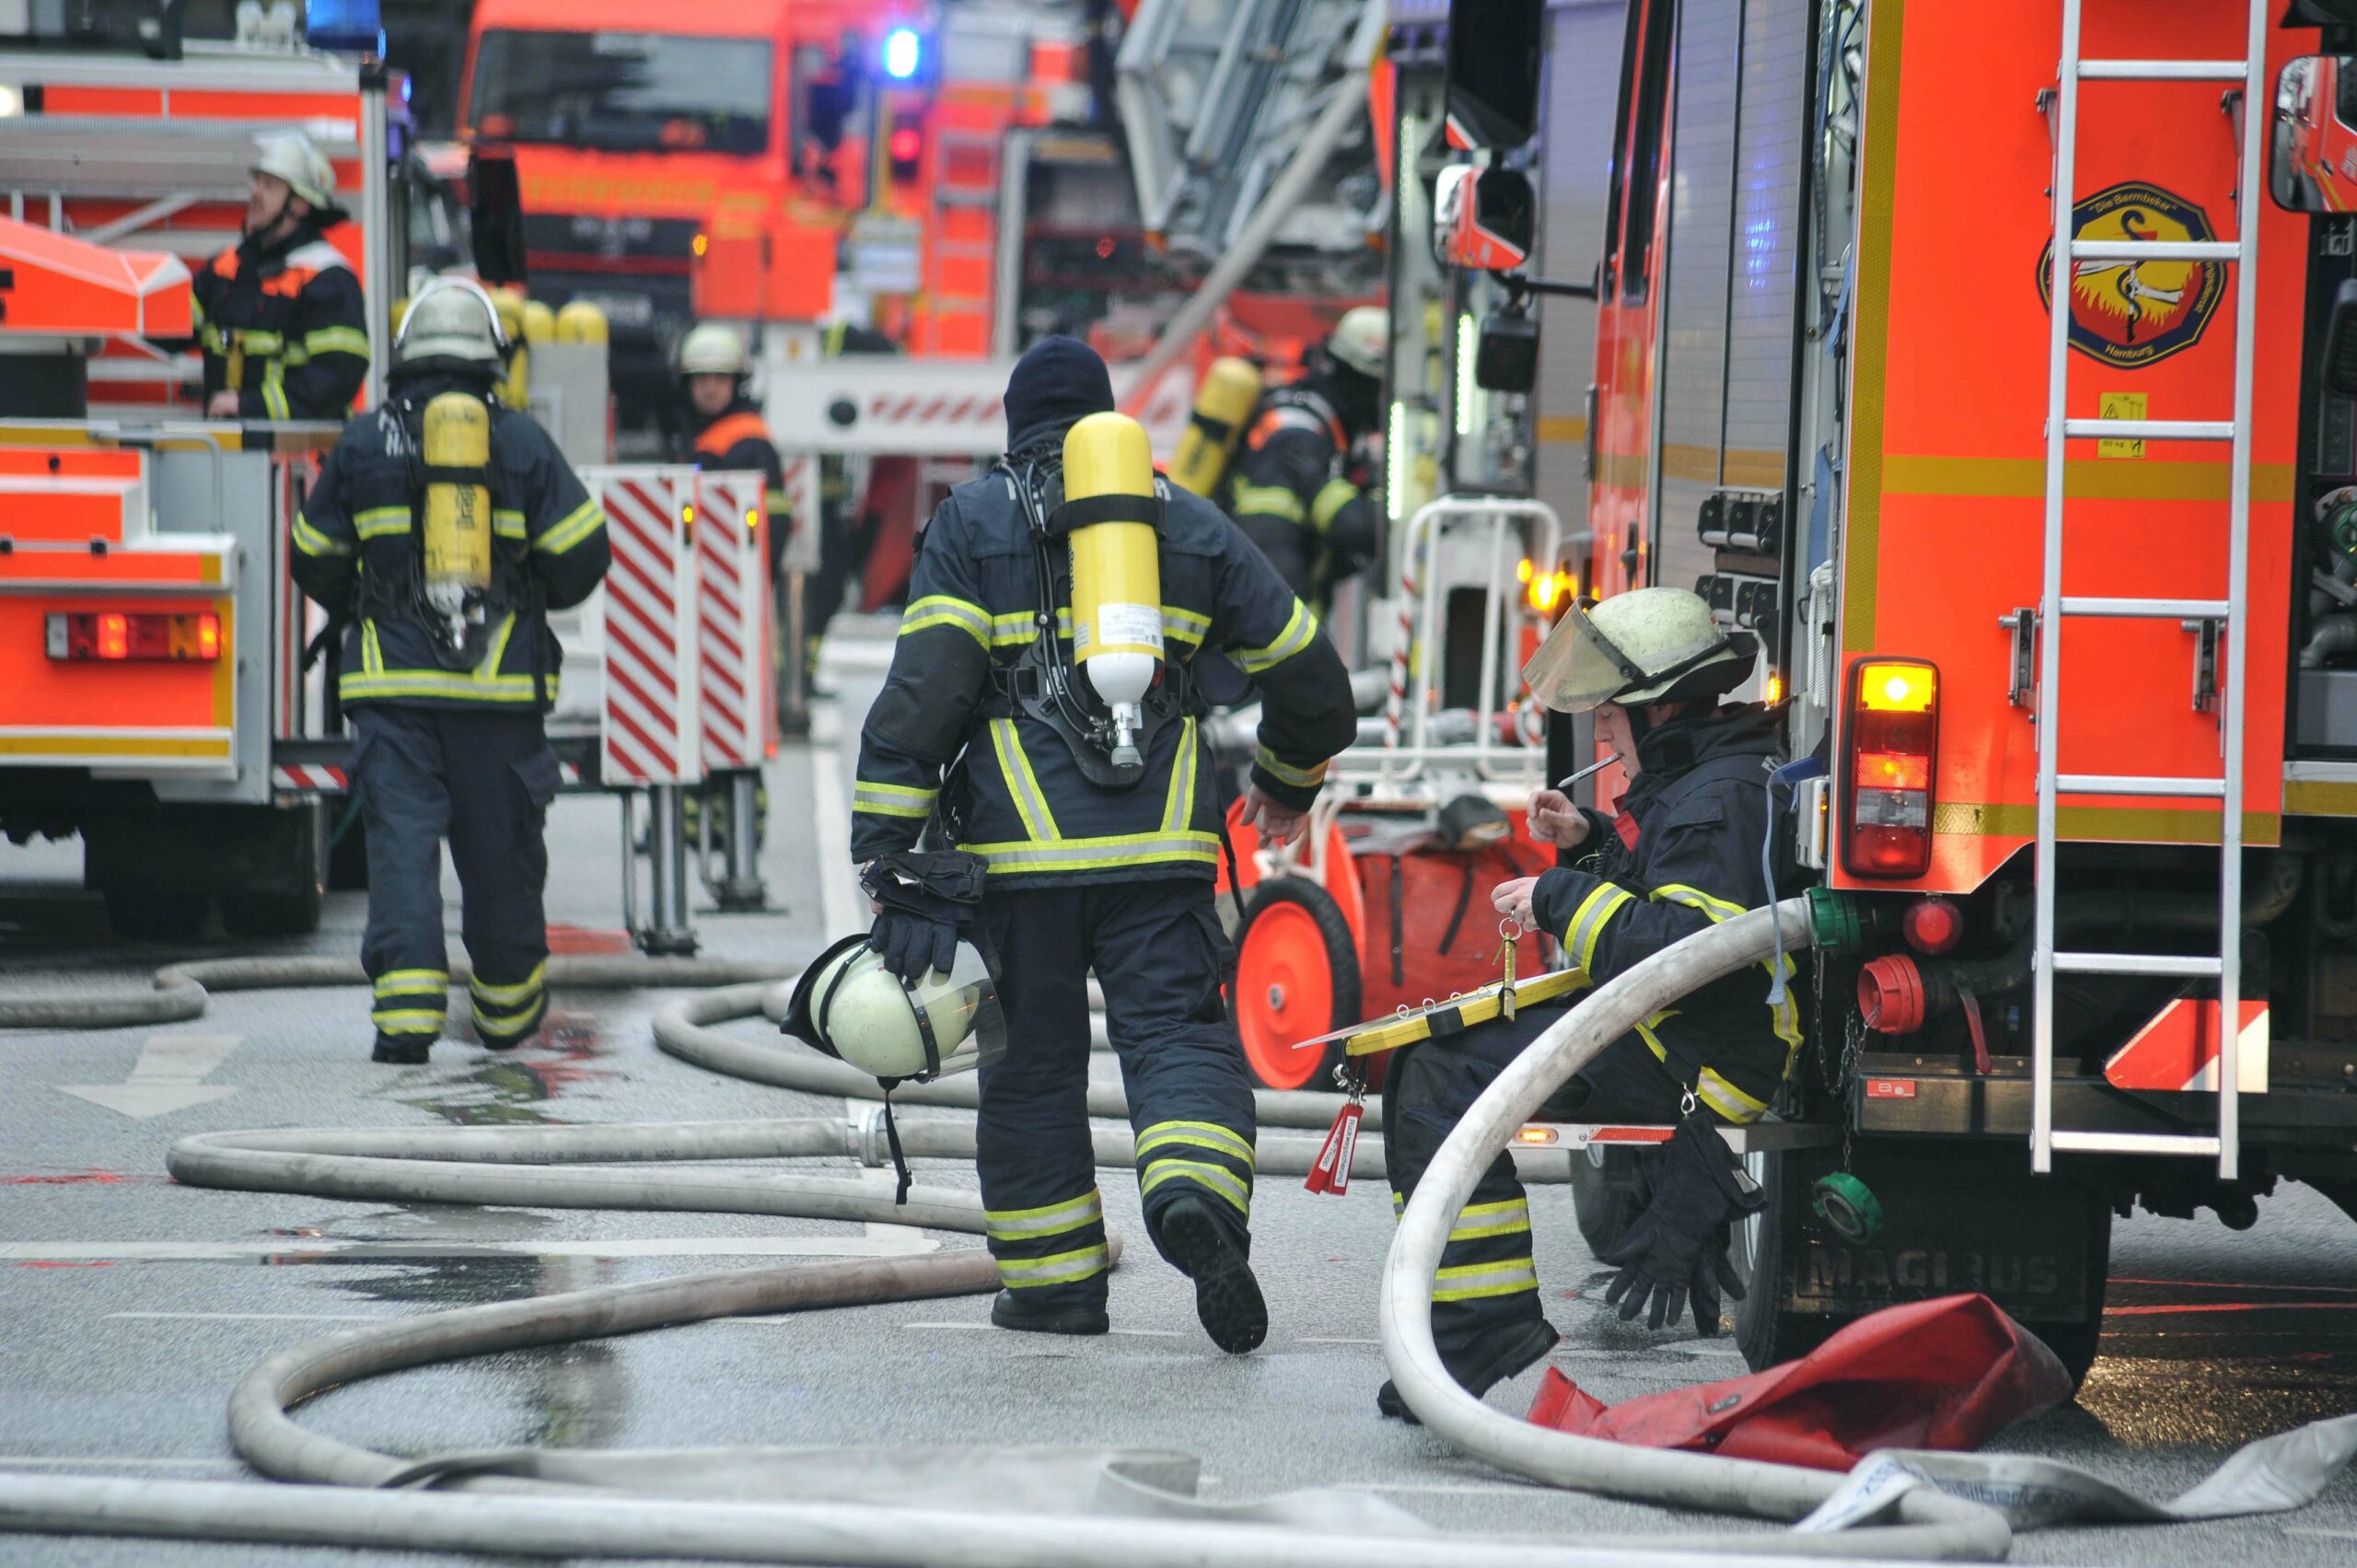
[976, 878, 1257, 1307]
[354, 704, 563, 1051]
[1383, 1005, 1688, 1368]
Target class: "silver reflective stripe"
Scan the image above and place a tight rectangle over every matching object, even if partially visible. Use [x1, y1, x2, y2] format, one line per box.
[990, 719, 1062, 842]
[1431, 1257, 1539, 1302]
[983, 1191, 1103, 1240]
[1161, 717, 1199, 833]
[996, 1244, 1110, 1288]
[967, 834, 1218, 873]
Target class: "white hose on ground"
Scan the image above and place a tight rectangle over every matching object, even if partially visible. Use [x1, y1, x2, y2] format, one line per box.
[1379, 899, 2010, 1560]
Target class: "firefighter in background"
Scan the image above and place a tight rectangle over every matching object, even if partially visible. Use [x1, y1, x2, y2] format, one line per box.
[291, 280, 611, 1063]
[676, 323, 790, 548]
[193, 134, 370, 421]
[1222, 306, 1388, 607]
[1376, 587, 1794, 1420]
[850, 337, 1356, 1351]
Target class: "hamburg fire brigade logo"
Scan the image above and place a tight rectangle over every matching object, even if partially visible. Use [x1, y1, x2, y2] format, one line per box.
[2036, 181, 2228, 369]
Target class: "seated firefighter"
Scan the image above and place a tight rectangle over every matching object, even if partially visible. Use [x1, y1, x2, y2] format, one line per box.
[1376, 586, 1801, 1420]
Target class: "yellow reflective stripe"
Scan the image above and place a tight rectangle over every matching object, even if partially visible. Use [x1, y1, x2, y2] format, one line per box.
[469, 962, 546, 1008]
[997, 1244, 1110, 1288]
[961, 831, 1220, 875]
[373, 969, 447, 995]
[1652, 883, 1747, 923]
[234, 330, 285, 355]
[1633, 1008, 1679, 1063]
[369, 1008, 444, 1032]
[535, 497, 606, 556]
[361, 621, 383, 675]
[492, 508, 528, 540]
[901, 595, 992, 647]
[1160, 717, 1200, 834]
[292, 514, 354, 558]
[1654, 883, 1805, 1062]
[1253, 745, 1327, 789]
[473, 996, 546, 1032]
[1697, 1067, 1770, 1126]
[1391, 1190, 1407, 1217]
[353, 506, 411, 540]
[341, 671, 541, 703]
[989, 719, 1062, 842]
[303, 325, 371, 359]
[991, 608, 1074, 646]
[1564, 884, 1634, 971]
[1432, 1258, 1539, 1302]
[1139, 1159, 1251, 1214]
[983, 1190, 1103, 1240]
[1162, 606, 1211, 645]
[1233, 482, 1306, 522]
[1134, 1119, 1255, 1166]
[1448, 1197, 1532, 1243]
[1310, 477, 1359, 532]
[260, 369, 290, 421]
[853, 781, 938, 819]
[1233, 600, 1317, 674]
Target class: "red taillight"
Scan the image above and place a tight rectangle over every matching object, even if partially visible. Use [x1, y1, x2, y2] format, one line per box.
[1841, 657, 1937, 878]
[46, 610, 222, 663]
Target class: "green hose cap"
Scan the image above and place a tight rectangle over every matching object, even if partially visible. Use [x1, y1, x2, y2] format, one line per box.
[1812, 1170, 1883, 1246]
[1807, 887, 1863, 953]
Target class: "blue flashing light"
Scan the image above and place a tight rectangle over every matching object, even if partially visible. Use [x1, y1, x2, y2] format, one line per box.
[305, 0, 383, 54]
[883, 29, 923, 82]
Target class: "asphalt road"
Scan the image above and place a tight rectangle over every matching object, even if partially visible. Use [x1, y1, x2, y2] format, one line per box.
[2, 615, 2355, 1566]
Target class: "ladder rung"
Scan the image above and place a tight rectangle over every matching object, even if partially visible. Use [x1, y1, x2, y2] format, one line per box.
[2076, 59, 2247, 82]
[2069, 239, 2240, 263]
[2049, 1131, 2223, 1156]
[2055, 772, 2226, 796]
[2061, 418, 2234, 441]
[2058, 597, 2230, 620]
[2052, 952, 2224, 978]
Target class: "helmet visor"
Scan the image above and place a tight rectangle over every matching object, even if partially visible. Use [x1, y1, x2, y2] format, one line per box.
[1521, 605, 1650, 714]
[904, 940, 1006, 1079]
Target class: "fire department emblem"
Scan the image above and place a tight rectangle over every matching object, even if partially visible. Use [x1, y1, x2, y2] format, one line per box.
[2036, 181, 2228, 370]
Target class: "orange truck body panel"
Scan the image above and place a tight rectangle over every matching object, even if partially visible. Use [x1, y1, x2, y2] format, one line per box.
[1828, 1, 2302, 893]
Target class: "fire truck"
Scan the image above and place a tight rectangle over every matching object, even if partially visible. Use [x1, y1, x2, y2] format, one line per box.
[1359, 0, 2357, 1385]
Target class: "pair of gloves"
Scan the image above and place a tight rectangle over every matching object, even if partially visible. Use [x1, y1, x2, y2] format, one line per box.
[861, 851, 988, 983]
[1598, 1110, 1766, 1335]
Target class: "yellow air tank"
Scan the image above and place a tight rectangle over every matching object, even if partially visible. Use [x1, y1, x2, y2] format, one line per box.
[1062, 412, 1164, 772]
[555, 300, 610, 344]
[1167, 356, 1262, 496]
[519, 299, 557, 344]
[491, 292, 529, 410]
[421, 391, 493, 630]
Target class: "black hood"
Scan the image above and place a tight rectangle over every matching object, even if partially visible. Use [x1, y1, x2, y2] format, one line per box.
[1004, 335, 1115, 452]
[1623, 702, 1783, 814]
[1302, 361, 1382, 441]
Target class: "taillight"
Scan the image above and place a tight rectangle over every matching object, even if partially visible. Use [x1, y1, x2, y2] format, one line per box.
[46, 610, 222, 663]
[1841, 657, 1937, 878]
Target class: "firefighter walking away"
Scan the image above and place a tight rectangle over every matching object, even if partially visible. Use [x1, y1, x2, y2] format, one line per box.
[823, 336, 1355, 1352]
[290, 279, 611, 1063]
[194, 133, 370, 422]
[1378, 587, 1798, 1418]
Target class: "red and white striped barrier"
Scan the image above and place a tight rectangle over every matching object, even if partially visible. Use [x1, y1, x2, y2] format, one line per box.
[586, 466, 702, 787]
[271, 764, 349, 793]
[694, 470, 771, 772]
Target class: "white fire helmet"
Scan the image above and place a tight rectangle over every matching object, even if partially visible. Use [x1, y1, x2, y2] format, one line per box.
[250, 132, 338, 213]
[1325, 306, 1389, 379]
[679, 321, 750, 377]
[396, 276, 508, 367]
[1523, 586, 1756, 714]
[782, 933, 1004, 1084]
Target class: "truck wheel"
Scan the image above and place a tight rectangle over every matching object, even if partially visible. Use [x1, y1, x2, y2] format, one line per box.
[1569, 1145, 1647, 1257]
[103, 888, 208, 943]
[1734, 1148, 1843, 1371]
[1231, 877, 1361, 1091]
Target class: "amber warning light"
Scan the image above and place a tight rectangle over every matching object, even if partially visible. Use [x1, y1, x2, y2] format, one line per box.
[1841, 658, 1938, 878]
[47, 611, 221, 663]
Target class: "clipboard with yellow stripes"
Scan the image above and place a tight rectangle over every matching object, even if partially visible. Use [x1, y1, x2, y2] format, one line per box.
[1287, 967, 1593, 1060]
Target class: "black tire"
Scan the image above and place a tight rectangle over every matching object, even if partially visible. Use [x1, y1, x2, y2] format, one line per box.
[1734, 1148, 1843, 1373]
[1569, 1145, 1648, 1258]
[1232, 877, 1363, 1092]
[220, 887, 323, 938]
[102, 888, 209, 943]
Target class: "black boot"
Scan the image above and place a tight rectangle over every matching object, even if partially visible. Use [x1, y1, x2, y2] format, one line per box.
[371, 1034, 433, 1065]
[1377, 1318, 1560, 1423]
[990, 1290, 1109, 1336]
[1159, 1194, 1268, 1354]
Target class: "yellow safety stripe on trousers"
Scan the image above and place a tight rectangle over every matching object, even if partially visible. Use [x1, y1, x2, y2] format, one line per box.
[304, 325, 371, 360]
[989, 719, 1063, 842]
[1253, 745, 1327, 790]
[1163, 606, 1211, 647]
[1232, 482, 1306, 523]
[1139, 1158, 1251, 1215]
[853, 781, 939, 819]
[353, 506, 411, 540]
[961, 831, 1220, 875]
[293, 514, 354, 558]
[1651, 885, 1806, 1066]
[1563, 883, 1635, 972]
[493, 509, 528, 540]
[260, 365, 290, 422]
[535, 497, 607, 557]
[1391, 1190, 1406, 1217]
[1431, 1257, 1539, 1302]
[983, 1190, 1104, 1241]
[901, 595, 992, 648]
[1133, 1120, 1256, 1167]
[473, 993, 547, 1034]
[996, 1243, 1110, 1289]
[1161, 717, 1200, 833]
[373, 969, 447, 997]
[1447, 1197, 1533, 1243]
[469, 961, 547, 1008]
[1310, 477, 1359, 533]
[369, 1007, 445, 1033]
[1233, 600, 1317, 675]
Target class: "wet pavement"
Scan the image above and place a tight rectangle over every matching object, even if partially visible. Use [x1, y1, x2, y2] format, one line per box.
[2, 616, 2354, 1565]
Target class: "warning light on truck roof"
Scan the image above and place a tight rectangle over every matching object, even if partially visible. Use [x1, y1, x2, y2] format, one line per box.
[884, 29, 923, 81]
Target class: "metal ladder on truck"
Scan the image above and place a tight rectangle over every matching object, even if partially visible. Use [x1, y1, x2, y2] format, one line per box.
[2031, 0, 2268, 1180]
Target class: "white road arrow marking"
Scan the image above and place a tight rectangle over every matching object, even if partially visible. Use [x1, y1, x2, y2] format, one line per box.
[60, 1034, 239, 1120]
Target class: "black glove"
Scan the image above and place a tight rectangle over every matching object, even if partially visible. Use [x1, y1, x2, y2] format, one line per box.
[861, 851, 987, 984]
[1596, 1111, 1765, 1334]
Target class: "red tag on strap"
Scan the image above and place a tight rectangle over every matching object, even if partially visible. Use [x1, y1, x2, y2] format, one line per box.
[1614, 810, 1642, 851]
[1304, 1098, 1363, 1196]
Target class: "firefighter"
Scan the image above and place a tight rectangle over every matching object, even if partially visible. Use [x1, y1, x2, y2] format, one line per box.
[193, 134, 369, 422]
[676, 322, 790, 544]
[1376, 587, 1795, 1419]
[850, 336, 1356, 1351]
[290, 280, 611, 1064]
[1222, 307, 1387, 607]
